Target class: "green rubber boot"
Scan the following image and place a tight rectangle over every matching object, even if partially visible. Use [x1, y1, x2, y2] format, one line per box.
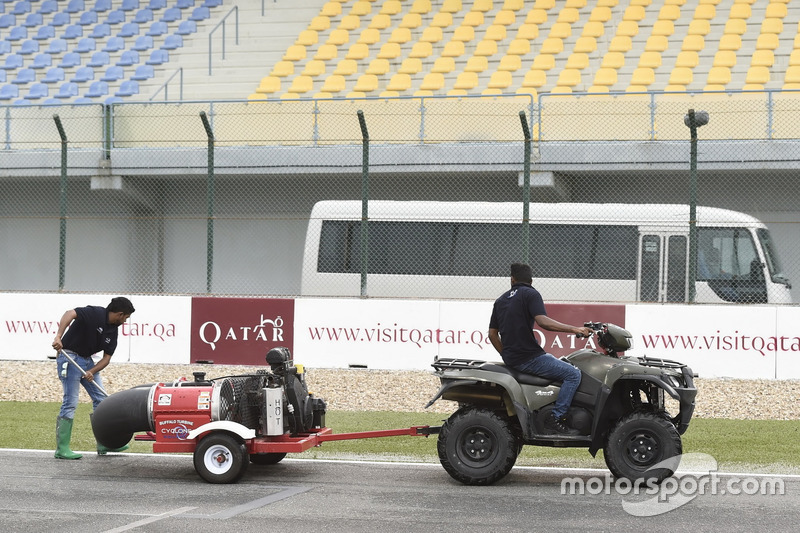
[54, 416, 82, 460]
[96, 442, 130, 455]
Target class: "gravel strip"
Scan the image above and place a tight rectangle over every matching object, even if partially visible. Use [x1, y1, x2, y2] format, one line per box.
[1, 360, 799, 420]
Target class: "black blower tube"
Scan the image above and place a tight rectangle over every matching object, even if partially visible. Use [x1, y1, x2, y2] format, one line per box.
[91, 385, 153, 449]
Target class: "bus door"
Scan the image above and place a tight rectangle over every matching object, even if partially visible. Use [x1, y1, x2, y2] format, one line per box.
[638, 233, 688, 302]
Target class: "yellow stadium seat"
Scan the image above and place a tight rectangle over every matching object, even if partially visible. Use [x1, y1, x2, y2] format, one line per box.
[494, 9, 516, 26]
[410, 0, 432, 15]
[420, 72, 445, 92]
[706, 66, 730, 86]
[574, 37, 596, 53]
[399, 13, 422, 29]
[454, 71, 479, 91]
[289, 75, 314, 94]
[523, 69, 547, 88]
[441, 0, 462, 13]
[475, 40, 498, 56]
[551, 85, 572, 94]
[694, 3, 715, 19]
[682, 34, 704, 52]
[719, 34, 741, 51]
[442, 40, 465, 58]
[485, 24, 507, 41]
[465, 55, 489, 73]
[409, 41, 433, 59]
[557, 68, 581, 87]
[609, 36, 632, 53]
[462, 11, 484, 27]
[525, 9, 547, 25]
[353, 74, 378, 93]
[432, 56, 455, 74]
[386, 73, 412, 92]
[630, 67, 655, 87]
[645, 35, 668, 52]
[652, 20, 674, 36]
[357, 28, 381, 45]
[431, 12, 453, 28]
[377, 42, 401, 60]
[581, 21, 604, 38]
[283, 45, 306, 62]
[380, 0, 402, 15]
[675, 51, 698, 68]
[271, 60, 294, 77]
[752, 49, 774, 67]
[257, 76, 280, 94]
[616, 20, 638, 37]
[757, 33, 779, 51]
[472, 0, 493, 13]
[453, 26, 475, 42]
[637, 51, 660, 69]
[516, 86, 538, 98]
[658, 4, 680, 20]
[593, 68, 617, 86]
[388, 27, 411, 44]
[598, 0, 619, 5]
[665, 0, 687, 4]
[724, 18, 746, 35]
[296, 30, 318, 47]
[541, 37, 564, 54]
[789, 50, 800, 66]
[558, 7, 580, 24]
[566, 53, 589, 70]
[729, 3, 751, 19]
[326, 29, 349, 46]
[762, 18, 783, 35]
[488, 70, 513, 90]
[339, 15, 360, 32]
[508, 38, 531, 55]
[549, 22, 571, 39]
[623, 5, 645, 21]
[421, 26, 443, 44]
[565, 0, 586, 7]
[309, 16, 330, 32]
[688, 20, 710, 36]
[629, 0, 651, 5]
[350, 1, 371, 17]
[532, 54, 555, 70]
[333, 59, 357, 76]
[314, 44, 338, 61]
[498, 54, 522, 72]
[784, 65, 800, 85]
[534, 0, 555, 9]
[587, 85, 610, 94]
[345, 43, 369, 61]
[590, 6, 612, 22]
[668, 67, 692, 87]
[398, 57, 422, 74]
[366, 58, 389, 76]
[302, 60, 326, 77]
[320, 2, 342, 18]
[745, 66, 770, 88]
[713, 50, 736, 68]
[766, 3, 787, 18]
[503, 0, 523, 10]
[369, 14, 391, 30]
[321, 74, 346, 94]
[602, 52, 625, 69]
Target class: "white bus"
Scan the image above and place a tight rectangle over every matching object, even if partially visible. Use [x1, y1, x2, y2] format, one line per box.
[301, 201, 792, 304]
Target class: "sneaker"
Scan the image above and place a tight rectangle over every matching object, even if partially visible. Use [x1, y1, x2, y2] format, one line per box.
[544, 413, 580, 436]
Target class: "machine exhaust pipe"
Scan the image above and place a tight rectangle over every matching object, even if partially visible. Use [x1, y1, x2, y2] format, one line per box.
[91, 385, 154, 449]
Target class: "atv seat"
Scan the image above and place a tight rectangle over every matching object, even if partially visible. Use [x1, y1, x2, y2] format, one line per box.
[481, 363, 558, 387]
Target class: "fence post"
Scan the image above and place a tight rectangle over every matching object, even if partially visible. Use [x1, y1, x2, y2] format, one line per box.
[200, 111, 215, 293]
[519, 111, 531, 265]
[684, 109, 709, 303]
[53, 114, 68, 291]
[357, 110, 369, 297]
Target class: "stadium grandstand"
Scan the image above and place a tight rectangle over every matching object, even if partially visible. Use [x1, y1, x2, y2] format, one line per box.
[0, 0, 798, 102]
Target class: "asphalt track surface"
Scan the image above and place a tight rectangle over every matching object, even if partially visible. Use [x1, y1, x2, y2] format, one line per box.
[2, 449, 799, 532]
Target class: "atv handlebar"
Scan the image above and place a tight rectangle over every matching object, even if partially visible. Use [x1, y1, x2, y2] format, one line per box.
[576, 321, 605, 339]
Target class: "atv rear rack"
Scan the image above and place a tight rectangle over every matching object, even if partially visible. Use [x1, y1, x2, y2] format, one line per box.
[432, 357, 496, 371]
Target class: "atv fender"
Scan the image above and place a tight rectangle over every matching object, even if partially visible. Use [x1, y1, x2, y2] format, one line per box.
[187, 421, 257, 442]
[425, 380, 480, 408]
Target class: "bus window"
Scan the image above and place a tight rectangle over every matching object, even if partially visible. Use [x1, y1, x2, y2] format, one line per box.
[697, 228, 767, 303]
[757, 228, 791, 287]
[639, 235, 660, 302]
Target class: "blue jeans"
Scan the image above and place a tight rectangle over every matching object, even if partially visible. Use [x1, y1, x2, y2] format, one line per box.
[57, 350, 105, 419]
[515, 353, 582, 419]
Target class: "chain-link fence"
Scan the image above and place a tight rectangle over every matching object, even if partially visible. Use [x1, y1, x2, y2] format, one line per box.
[0, 91, 798, 304]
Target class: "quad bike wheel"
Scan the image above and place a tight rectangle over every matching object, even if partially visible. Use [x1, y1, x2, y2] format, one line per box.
[250, 452, 287, 465]
[604, 411, 682, 483]
[438, 406, 519, 486]
[193, 432, 249, 484]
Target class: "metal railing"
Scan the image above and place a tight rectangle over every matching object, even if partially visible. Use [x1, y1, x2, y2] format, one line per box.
[208, 6, 239, 76]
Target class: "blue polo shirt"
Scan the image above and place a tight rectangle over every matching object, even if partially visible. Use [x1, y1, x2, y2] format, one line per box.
[61, 305, 119, 358]
[489, 283, 547, 366]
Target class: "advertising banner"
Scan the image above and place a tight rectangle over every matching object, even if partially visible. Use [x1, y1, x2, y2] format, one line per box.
[0, 293, 191, 364]
[190, 297, 294, 366]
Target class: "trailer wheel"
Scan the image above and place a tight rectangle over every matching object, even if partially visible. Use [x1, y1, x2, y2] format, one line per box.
[437, 406, 519, 486]
[193, 433, 249, 484]
[604, 411, 682, 483]
[250, 452, 287, 465]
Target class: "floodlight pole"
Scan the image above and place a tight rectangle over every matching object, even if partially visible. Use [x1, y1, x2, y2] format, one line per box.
[357, 110, 369, 297]
[200, 111, 215, 294]
[684, 109, 708, 303]
[519, 111, 531, 265]
[54, 114, 67, 291]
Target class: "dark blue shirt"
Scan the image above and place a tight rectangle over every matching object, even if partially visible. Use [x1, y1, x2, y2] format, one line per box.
[61, 305, 119, 358]
[489, 283, 547, 366]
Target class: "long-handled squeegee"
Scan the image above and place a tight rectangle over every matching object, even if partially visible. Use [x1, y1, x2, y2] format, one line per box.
[59, 350, 109, 397]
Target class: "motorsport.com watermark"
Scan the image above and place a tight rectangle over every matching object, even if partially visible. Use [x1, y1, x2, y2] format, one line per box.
[561, 453, 786, 516]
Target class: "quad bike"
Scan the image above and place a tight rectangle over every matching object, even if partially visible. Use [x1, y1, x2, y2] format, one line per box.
[427, 322, 697, 486]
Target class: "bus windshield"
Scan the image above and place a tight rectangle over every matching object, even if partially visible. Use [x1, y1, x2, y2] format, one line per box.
[757, 228, 791, 286]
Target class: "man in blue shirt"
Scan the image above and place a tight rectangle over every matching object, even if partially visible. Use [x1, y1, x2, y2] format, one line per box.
[51, 296, 135, 459]
[489, 264, 591, 435]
